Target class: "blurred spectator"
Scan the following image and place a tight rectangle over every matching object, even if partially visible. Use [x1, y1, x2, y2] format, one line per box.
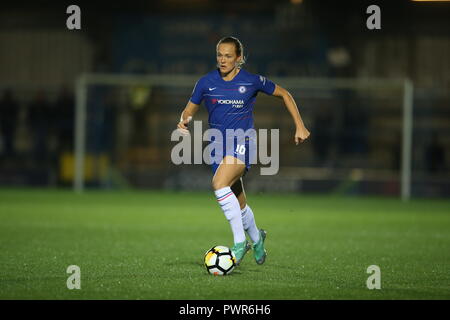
[27, 90, 52, 165]
[54, 86, 74, 153]
[0, 89, 19, 157]
[425, 132, 445, 173]
[391, 132, 401, 171]
[339, 94, 369, 156]
[312, 104, 333, 166]
[87, 88, 117, 154]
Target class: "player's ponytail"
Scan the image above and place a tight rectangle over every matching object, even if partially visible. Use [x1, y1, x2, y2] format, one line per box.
[216, 36, 246, 68]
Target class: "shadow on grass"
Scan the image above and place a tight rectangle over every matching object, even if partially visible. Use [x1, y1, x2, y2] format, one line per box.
[164, 258, 269, 277]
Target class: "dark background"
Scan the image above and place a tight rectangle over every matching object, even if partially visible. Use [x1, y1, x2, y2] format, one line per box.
[0, 0, 449, 197]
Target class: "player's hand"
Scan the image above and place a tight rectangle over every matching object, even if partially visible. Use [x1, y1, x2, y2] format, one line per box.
[294, 125, 310, 145]
[177, 116, 192, 136]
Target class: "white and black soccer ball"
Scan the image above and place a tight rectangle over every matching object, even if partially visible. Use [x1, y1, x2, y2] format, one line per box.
[204, 246, 236, 276]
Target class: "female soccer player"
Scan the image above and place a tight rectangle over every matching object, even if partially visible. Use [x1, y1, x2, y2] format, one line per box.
[177, 36, 310, 265]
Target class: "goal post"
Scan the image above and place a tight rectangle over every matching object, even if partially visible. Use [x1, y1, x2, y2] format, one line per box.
[73, 74, 413, 200]
[401, 79, 414, 201]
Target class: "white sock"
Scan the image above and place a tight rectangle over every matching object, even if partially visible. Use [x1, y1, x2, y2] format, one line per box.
[215, 187, 246, 244]
[241, 205, 260, 244]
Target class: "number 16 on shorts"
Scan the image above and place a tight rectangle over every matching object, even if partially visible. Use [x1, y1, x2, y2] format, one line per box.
[235, 144, 246, 155]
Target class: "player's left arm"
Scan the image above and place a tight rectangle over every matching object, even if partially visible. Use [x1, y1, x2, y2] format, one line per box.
[272, 84, 310, 145]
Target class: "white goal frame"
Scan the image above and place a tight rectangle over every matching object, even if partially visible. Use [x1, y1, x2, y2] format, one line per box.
[74, 74, 413, 200]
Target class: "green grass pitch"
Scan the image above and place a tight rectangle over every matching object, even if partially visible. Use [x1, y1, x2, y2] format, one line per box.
[0, 188, 449, 300]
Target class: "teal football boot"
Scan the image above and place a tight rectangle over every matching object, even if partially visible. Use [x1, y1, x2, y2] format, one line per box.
[253, 229, 267, 265]
[231, 240, 251, 266]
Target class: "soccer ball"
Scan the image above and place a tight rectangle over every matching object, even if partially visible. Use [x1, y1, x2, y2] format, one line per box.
[204, 245, 236, 276]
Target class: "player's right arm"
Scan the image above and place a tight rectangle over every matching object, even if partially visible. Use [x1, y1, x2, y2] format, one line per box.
[178, 77, 206, 131]
[177, 101, 199, 130]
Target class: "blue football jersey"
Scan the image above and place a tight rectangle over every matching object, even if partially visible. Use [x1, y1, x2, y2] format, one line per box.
[189, 68, 276, 134]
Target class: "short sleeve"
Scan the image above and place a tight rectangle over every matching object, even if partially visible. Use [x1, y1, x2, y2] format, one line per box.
[189, 77, 205, 105]
[256, 75, 276, 95]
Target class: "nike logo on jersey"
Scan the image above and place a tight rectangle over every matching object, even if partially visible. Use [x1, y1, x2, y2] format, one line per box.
[208, 87, 217, 91]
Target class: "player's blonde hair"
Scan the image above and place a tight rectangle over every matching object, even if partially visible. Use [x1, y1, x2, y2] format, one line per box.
[216, 36, 246, 68]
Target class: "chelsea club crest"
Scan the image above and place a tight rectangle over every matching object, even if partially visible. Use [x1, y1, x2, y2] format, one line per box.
[238, 86, 246, 93]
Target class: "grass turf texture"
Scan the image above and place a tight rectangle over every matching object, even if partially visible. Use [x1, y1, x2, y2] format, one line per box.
[0, 189, 449, 300]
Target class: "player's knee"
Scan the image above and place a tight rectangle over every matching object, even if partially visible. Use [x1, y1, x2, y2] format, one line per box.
[212, 178, 228, 191]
